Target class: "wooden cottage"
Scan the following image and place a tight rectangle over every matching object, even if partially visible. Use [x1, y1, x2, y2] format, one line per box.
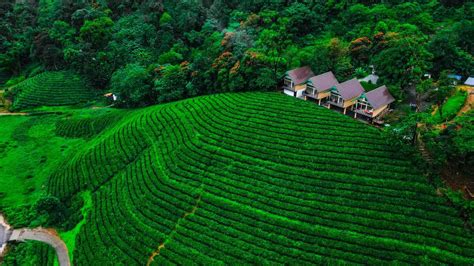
[353, 85, 395, 119]
[283, 66, 314, 97]
[328, 79, 365, 114]
[304, 71, 339, 105]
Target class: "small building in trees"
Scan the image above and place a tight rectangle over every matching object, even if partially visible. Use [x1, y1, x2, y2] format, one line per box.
[304, 71, 339, 105]
[327, 79, 365, 114]
[104, 92, 118, 101]
[448, 74, 462, 85]
[283, 66, 314, 97]
[464, 77, 474, 87]
[353, 85, 395, 119]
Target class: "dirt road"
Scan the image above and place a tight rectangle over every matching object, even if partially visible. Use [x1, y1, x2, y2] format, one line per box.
[8, 228, 70, 266]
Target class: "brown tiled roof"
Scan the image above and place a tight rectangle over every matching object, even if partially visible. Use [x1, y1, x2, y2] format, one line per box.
[286, 66, 314, 85]
[334, 79, 365, 100]
[308, 71, 339, 92]
[364, 85, 395, 109]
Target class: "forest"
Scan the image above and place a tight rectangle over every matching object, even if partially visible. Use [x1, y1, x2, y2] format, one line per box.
[0, 0, 472, 105]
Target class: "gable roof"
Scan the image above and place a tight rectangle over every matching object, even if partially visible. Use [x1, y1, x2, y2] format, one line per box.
[465, 77, 474, 86]
[364, 85, 395, 109]
[334, 79, 365, 100]
[307, 71, 339, 92]
[286, 66, 314, 85]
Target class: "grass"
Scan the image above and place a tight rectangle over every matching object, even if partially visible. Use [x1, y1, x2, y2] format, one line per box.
[0, 115, 83, 209]
[432, 90, 468, 123]
[360, 81, 378, 91]
[0, 106, 121, 213]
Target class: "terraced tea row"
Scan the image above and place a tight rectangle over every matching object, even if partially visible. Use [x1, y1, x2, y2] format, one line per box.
[48, 92, 474, 264]
[55, 111, 124, 138]
[12, 71, 95, 110]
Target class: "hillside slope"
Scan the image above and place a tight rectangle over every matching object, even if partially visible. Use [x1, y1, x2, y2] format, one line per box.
[12, 71, 95, 110]
[47, 92, 474, 265]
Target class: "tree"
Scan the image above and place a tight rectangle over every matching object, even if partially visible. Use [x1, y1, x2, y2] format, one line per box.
[373, 36, 432, 91]
[255, 17, 292, 89]
[111, 63, 153, 107]
[154, 63, 191, 103]
[79, 16, 114, 49]
[31, 195, 67, 227]
[433, 71, 455, 119]
[451, 112, 474, 168]
[350, 37, 372, 65]
[415, 79, 434, 112]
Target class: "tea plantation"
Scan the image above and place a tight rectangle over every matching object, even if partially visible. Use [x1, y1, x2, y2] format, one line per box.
[44, 92, 474, 265]
[11, 71, 95, 110]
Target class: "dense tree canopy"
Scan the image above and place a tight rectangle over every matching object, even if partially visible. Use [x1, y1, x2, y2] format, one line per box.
[0, 0, 472, 106]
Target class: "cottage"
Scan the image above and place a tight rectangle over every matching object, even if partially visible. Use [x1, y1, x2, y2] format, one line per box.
[304, 71, 339, 105]
[327, 79, 365, 114]
[104, 92, 118, 101]
[353, 85, 395, 119]
[464, 77, 474, 87]
[448, 74, 462, 85]
[283, 66, 314, 97]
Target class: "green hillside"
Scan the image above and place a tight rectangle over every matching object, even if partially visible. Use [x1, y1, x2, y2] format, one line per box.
[45, 92, 473, 265]
[12, 71, 95, 110]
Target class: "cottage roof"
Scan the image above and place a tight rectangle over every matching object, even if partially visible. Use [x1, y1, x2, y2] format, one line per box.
[286, 66, 314, 85]
[464, 77, 474, 86]
[448, 74, 462, 81]
[364, 85, 395, 109]
[358, 74, 379, 84]
[334, 79, 365, 100]
[308, 71, 339, 92]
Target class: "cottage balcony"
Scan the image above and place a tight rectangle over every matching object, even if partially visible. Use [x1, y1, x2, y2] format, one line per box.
[353, 108, 374, 118]
[303, 91, 318, 99]
[282, 85, 296, 92]
[326, 99, 344, 108]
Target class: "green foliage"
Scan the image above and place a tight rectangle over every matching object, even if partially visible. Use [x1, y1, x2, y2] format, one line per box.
[111, 63, 153, 107]
[425, 111, 474, 170]
[160, 12, 172, 26]
[355, 67, 368, 79]
[432, 90, 467, 123]
[360, 81, 377, 91]
[79, 17, 114, 49]
[1, 0, 471, 107]
[31, 195, 67, 227]
[154, 64, 191, 103]
[373, 36, 432, 90]
[11, 71, 95, 110]
[2, 241, 57, 266]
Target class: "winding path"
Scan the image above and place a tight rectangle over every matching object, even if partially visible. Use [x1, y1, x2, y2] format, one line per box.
[0, 215, 70, 266]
